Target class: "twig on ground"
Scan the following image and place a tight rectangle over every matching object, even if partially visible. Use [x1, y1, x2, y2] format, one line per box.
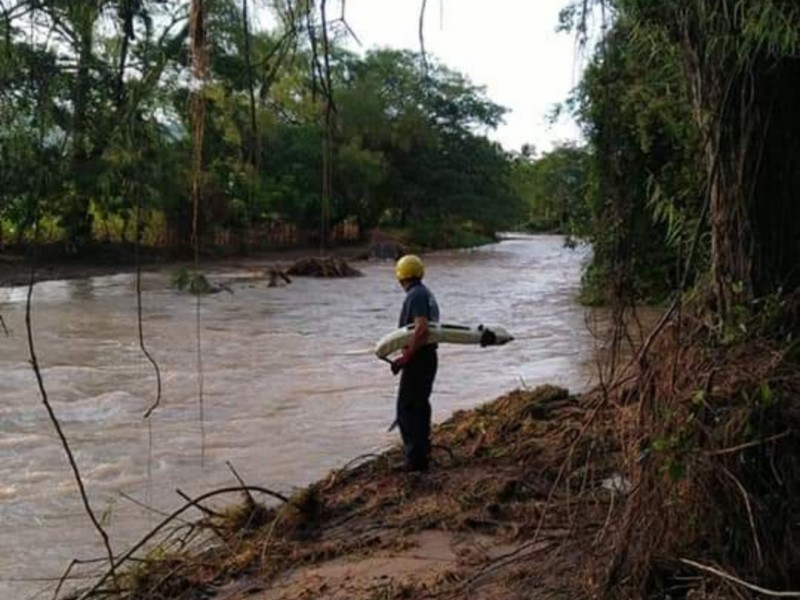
[80, 485, 290, 598]
[54, 559, 95, 600]
[176, 488, 222, 518]
[118, 491, 179, 521]
[720, 468, 763, 568]
[226, 461, 256, 506]
[323, 452, 390, 489]
[711, 431, 790, 455]
[679, 558, 800, 598]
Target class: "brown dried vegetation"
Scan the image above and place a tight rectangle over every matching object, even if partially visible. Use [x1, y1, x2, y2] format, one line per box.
[73, 298, 800, 600]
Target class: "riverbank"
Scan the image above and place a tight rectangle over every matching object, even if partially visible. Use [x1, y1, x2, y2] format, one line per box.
[0, 244, 373, 288]
[0, 228, 502, 289]
[71, 384, 618, 600]
[66, 313, 800, 600]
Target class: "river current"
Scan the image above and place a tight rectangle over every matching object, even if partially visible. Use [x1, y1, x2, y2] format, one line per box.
[0, 234, 597, 598]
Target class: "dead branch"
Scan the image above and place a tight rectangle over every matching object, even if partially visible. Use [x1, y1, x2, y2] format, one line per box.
[720, 467, 763, 568]
[118, 491, 179, 521]
[176, 488, 221, 518]
[53, 558, 102, 600]
[189, 0, 208, 468]
[79, 485, 290, 598]
[25, 255, 119, 593]
[710, 431, 791, 456]
[134, 200, 163, 420]
[679, 559, 800, 598]
[226, 460, 256, 506]
[285, 256, 362, 277]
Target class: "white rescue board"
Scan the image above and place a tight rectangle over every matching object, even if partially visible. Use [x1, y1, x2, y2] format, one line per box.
[375, 322, 513, 359]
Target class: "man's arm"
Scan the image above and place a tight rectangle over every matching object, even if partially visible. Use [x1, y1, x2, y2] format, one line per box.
[406, 316, 429, 358]
[391, 316, 429, 374]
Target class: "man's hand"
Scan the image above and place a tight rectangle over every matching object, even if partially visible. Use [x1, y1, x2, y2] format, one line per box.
[390, 347, 412, 375]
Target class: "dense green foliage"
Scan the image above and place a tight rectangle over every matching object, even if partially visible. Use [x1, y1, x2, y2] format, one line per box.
[0, 0, 527, 254]
[567, 0, 800, 309]
[573, 14, 705, 304]
[510, 143, 590, 236]
[566, 3, 800, 595]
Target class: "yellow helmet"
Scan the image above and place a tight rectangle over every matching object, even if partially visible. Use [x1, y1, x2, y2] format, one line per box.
[395, 254, 425, 281]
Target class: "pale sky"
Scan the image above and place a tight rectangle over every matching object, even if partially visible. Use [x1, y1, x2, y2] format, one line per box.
[339, 0, 586, 154]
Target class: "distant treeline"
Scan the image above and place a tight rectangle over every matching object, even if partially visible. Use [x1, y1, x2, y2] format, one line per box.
[0, 1, 543, 256]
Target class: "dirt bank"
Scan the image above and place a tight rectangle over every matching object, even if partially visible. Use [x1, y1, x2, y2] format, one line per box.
[70, 385, 620, 600]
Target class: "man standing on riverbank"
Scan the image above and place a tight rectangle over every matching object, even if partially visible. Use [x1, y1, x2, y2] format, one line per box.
[391, 255, 439, 472]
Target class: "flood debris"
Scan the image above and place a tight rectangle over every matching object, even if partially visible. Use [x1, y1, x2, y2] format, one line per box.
[598, 308, 800, 599]
[67, 384, 621, 600]
[172, 269, 233, 294]
[284, 256, 362, 278]
[63, 308, 800, 600]
[265, 266, 291, 287]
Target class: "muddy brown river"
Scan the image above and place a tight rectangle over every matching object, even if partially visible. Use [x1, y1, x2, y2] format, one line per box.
[0, 235, 599, 598]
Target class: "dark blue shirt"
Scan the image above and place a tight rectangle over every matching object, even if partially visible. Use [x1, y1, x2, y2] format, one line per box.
[398, 281, 440, 328]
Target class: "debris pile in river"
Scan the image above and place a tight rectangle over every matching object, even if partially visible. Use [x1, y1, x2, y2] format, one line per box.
[284, 256, 362, 278]
[171, 268, 233, 294]
[265, 266, 291, 287]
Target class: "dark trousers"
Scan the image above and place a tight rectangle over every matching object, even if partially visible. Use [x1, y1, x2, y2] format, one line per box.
[396, 346, 438, 471]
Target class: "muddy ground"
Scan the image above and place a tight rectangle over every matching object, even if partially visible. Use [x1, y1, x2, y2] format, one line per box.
[81, 385, 621, 600]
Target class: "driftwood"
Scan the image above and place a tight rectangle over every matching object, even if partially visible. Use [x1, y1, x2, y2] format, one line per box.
[285, 256, 362, 278]
[266, 266, 292, 287]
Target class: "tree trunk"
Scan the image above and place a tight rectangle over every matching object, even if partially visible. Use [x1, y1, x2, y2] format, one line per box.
[702, 59, 800, 314]
[707, 108, 756, 316]
[750, 59, 800, 297]
[680, 8, 799, 317]
[66, 12, 96, 252]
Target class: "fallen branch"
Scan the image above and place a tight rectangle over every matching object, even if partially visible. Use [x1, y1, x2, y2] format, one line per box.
[679, 558, 800, 598]
[53, 558, 103, 600]
[720, 468, 763, 568]
[118, 491, 178, 521]
[25, 257, 119, 593]
[267, 266, 292, 287]
[0, 314, 10, 335]
[79, 485, 290, 599]
[176, 488, 221, 518]
[711, 431, 791, 456]
[226, 460, 256, 506]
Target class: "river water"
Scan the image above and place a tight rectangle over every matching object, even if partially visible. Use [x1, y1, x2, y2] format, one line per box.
[0, 234, 597, 598]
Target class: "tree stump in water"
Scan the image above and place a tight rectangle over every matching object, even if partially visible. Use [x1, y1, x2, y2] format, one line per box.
[285, 256, 362, 278]
[267, 266, 292, 287]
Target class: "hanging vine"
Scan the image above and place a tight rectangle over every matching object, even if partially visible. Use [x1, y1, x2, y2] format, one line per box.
[189, 0, 208, 467]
